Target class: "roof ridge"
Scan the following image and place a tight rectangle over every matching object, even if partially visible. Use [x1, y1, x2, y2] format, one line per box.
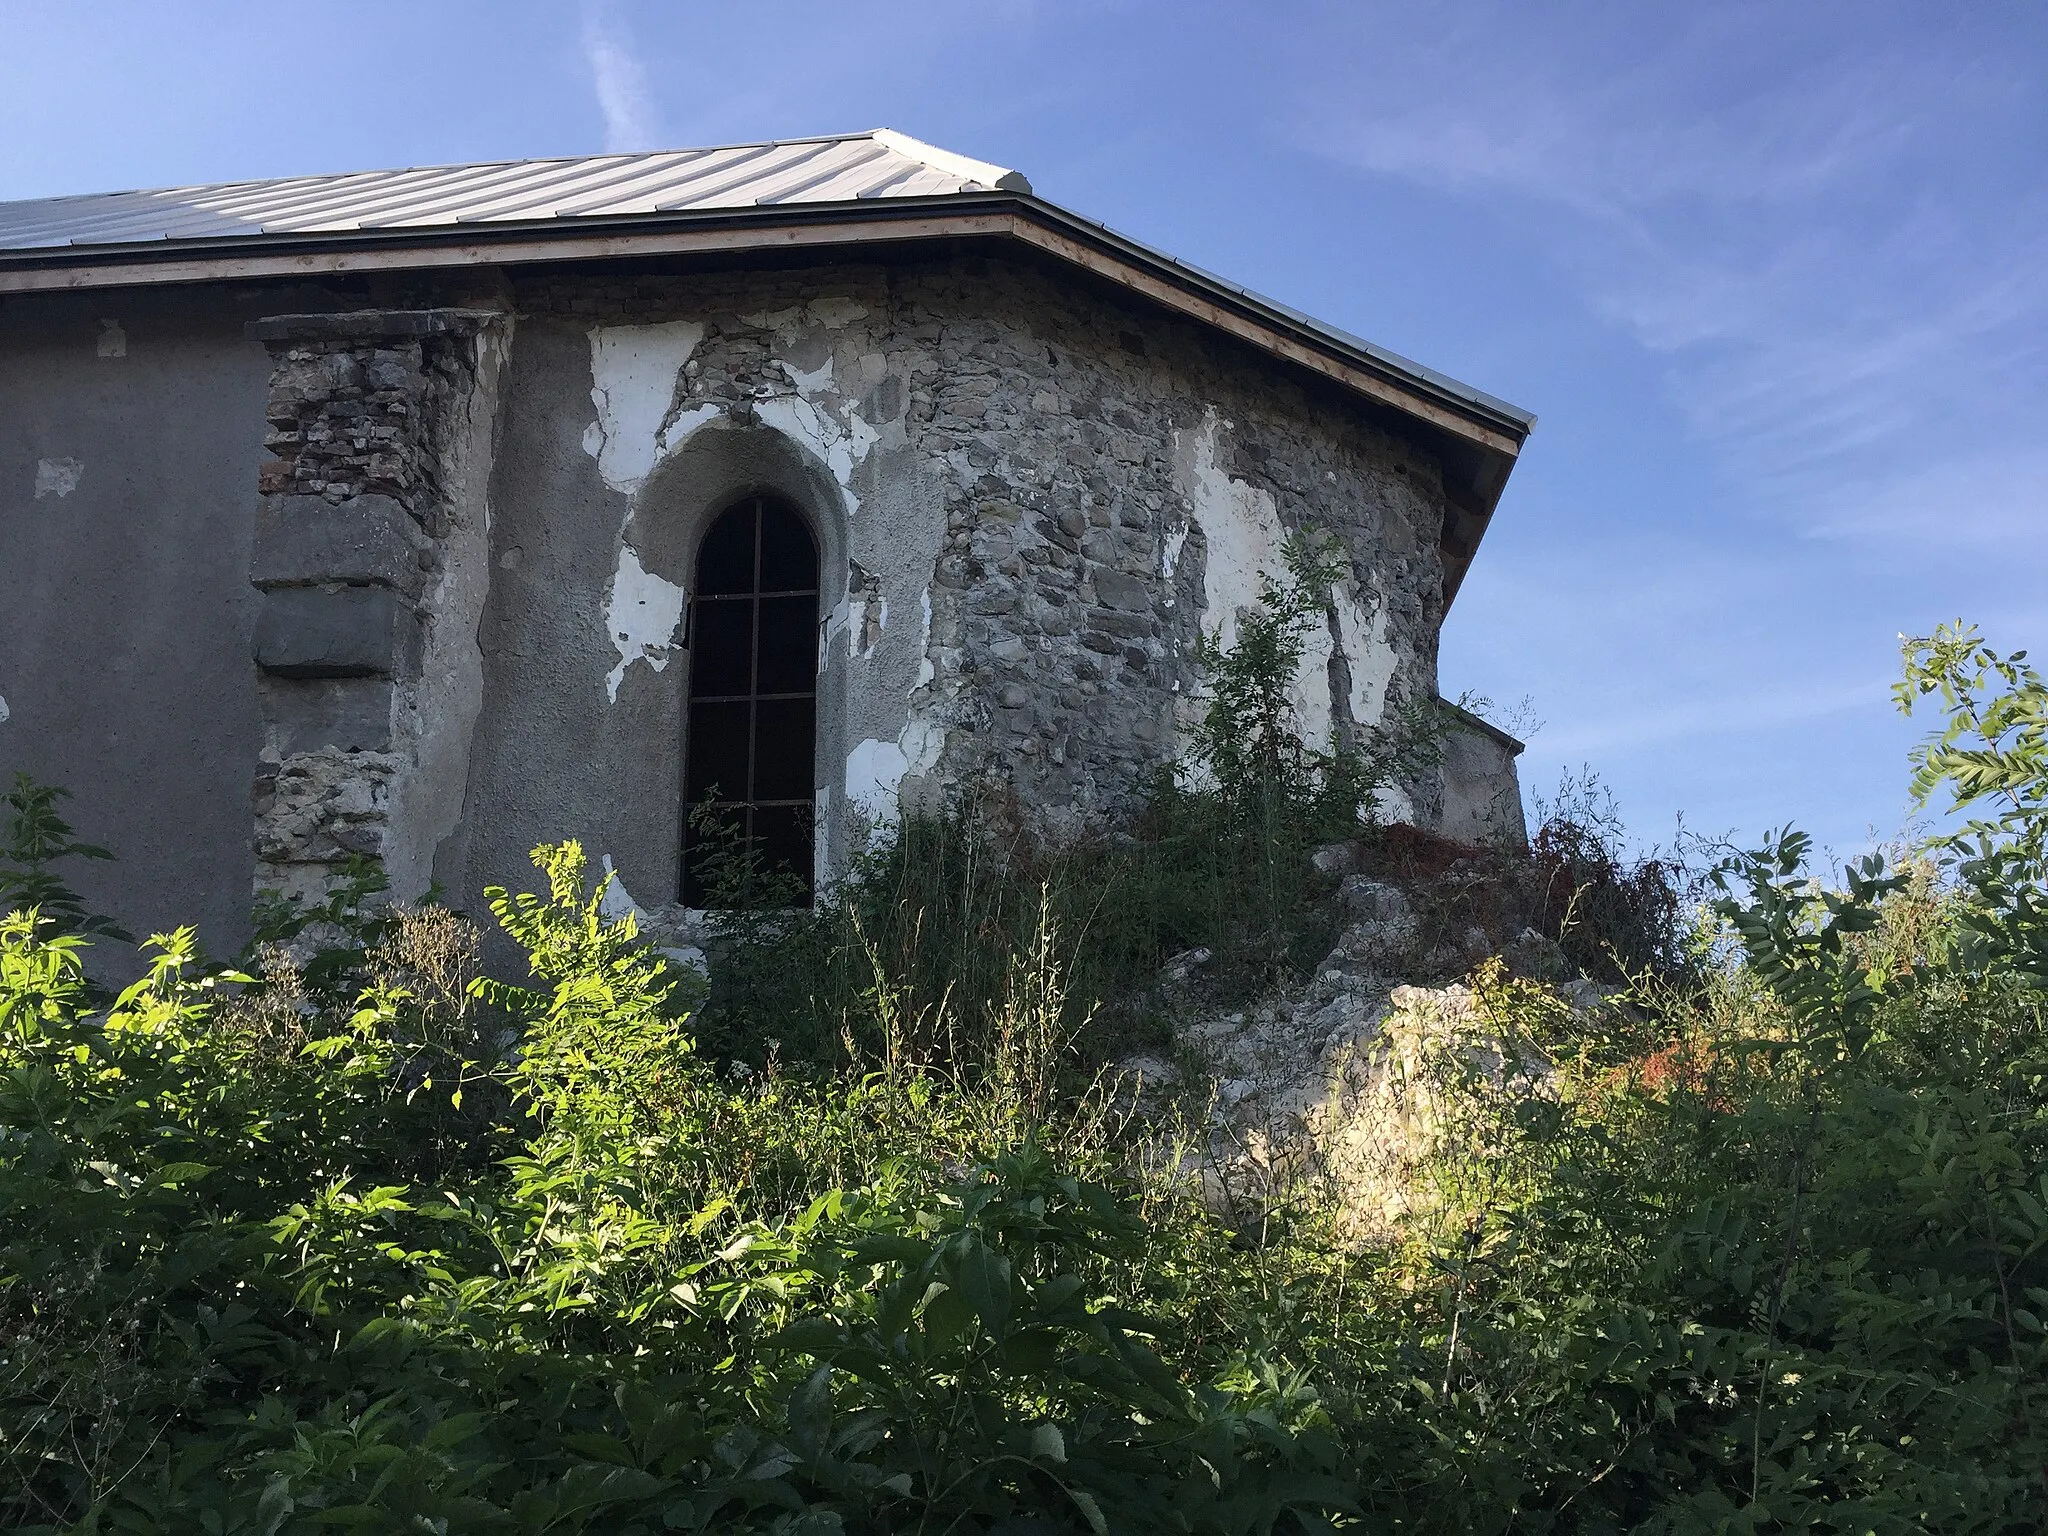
[0, 129, 1028, 210]
[866, 129, 1032, 195]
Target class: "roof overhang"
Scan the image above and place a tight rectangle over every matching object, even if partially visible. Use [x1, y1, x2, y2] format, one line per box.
[0, 191, 1532, 604]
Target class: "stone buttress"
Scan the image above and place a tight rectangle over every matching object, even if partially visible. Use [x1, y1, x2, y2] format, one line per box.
[246, 309, 509, 904]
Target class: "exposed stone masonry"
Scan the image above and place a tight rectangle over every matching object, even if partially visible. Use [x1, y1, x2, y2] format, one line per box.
[248, 310, 506, 903]
[510, 257, 1455, 852]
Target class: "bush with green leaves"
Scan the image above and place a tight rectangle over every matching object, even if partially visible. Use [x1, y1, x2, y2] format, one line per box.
[0, 836, 1371, 1533]
[3, 619, 2046, 1533]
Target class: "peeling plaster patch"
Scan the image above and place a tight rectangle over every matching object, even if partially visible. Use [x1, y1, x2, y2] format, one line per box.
[0, 694, 9, 725]
[33, 458, 82, 499]
[914, 589, 935, 689]
[781, 355, 834, 396]
[1161, 522, 1190, 578]
[754, 358, 879, 511]
[1160, 521, 1191, 586]
[660, 945, 709, 977]
[96, 319, 126, 358]
[807, 296, 868, 329]
[657, 402, 723, 460]
[1175, 410, 1351, 753]
[603, 545, 687, 701]
[1292, 616, 1338, 755]
[844, 715, 945, 826]
[583, 320, 705, 495]
[598, 855, 650, 924]
[847, 593, 887, 658]
[741, 305, 802, 332]
[1177, 412, 1283, 660]
[844, 739, 907, 822]
[1334, 591, 1397, 727]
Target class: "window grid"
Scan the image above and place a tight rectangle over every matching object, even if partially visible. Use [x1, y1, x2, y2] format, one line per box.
[681, 495, 818, 906]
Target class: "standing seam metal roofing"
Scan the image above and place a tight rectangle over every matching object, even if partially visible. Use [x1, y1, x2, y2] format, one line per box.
[0, 131, 1028, 249]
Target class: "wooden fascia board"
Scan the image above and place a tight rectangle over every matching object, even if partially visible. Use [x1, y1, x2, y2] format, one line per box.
[1000, 214, 1526, 461]
[0, 209, 1017, 294]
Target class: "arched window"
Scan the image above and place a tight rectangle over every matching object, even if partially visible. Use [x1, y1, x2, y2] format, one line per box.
[681, 494, 818, 906]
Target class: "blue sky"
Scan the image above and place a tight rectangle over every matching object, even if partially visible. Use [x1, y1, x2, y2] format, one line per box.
[4, 0, 2042, 856]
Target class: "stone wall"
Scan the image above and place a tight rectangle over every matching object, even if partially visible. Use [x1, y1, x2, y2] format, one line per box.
[448, 255, 1458, 919]
[1, 256, 1516, 952]
[248, 309, 508, 904]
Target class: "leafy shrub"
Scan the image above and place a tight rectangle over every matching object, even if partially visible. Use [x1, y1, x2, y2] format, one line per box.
[2, 622, 2046, 1533]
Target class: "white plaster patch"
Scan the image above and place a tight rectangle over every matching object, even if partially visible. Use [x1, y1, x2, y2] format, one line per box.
[1291, 613, 1338, 757]
[844, 715, 945, 827]
[598, 855, 650, 924]
[1175, 409, 1362, 754]
[657, 402, 724, 461]
[754, 358, 879, 511]
[1335, 591, 1397, 727]
[1160, 520, 1191, 586]
[740, 305, 803, 332]
[0, 693, 9, 725]
[914, 588, 935, 689]
[34, 458, 82, 499]
[96, 319, 126, 358]
[782, 355, 834, 396]
[583, 320, 705, 495]
[603, 545, 687, 701]
[846, 593, 888, 658]
[660, 945, 710, 977]
[845, 739, 908, 821]
[1177, 413, 1286, 660]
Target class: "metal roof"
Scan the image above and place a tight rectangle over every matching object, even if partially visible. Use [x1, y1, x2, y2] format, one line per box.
[0, 130, 1031, 251]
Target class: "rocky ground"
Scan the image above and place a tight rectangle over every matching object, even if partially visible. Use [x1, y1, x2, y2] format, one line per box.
[1119, 831, 1615, 1236]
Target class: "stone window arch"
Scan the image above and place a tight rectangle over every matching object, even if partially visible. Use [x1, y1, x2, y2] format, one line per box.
[681, 492, 819, 905]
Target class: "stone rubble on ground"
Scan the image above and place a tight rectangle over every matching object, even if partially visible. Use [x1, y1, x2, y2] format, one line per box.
[1121, 854, 1600, 1238]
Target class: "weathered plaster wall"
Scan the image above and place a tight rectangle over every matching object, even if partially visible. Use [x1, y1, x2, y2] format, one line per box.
[0, 287, 278, 953]
[1436, 709, 1529, 848]
[0, 253, 1499, 961]
[447, 255, 1455, 921]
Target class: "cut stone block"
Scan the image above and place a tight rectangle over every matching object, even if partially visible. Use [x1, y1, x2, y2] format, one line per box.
[253, 586, 413, 679]
[252, 494, 430, 595]
[257, 675, 394, 753]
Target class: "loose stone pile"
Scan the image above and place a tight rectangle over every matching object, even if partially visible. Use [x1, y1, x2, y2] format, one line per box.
[1123, 849, 1598, 1240]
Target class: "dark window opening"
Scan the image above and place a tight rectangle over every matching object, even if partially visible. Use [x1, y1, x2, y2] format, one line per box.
[681, 495, 819, 907]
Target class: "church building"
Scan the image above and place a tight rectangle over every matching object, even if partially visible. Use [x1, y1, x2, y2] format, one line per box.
[0, 130, 1532, 948]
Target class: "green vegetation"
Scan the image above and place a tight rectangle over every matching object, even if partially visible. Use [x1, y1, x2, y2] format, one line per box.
[3, 621, 2046, 1532]
[698, 535, 1450, 1068]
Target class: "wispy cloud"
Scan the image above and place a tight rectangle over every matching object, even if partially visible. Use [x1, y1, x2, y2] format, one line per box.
[1290, 3, 2048, 549]
[581, 0, 661, 152]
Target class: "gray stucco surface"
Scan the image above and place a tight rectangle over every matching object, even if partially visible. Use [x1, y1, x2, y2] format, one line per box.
[444, 314, 679, 914]
[0, 288, 275, 955]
